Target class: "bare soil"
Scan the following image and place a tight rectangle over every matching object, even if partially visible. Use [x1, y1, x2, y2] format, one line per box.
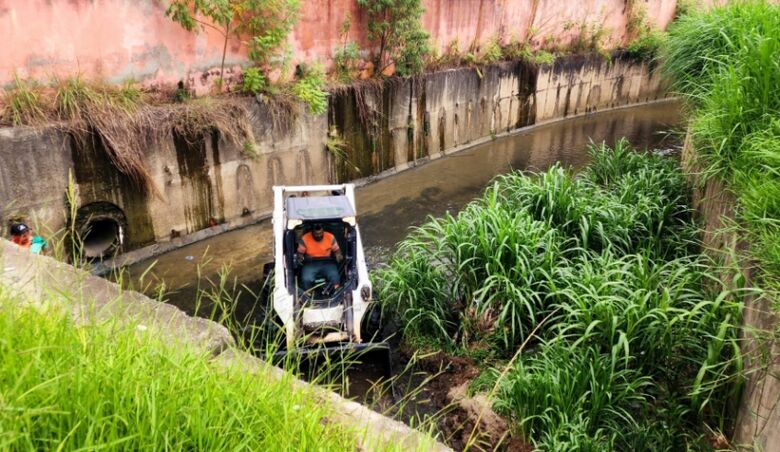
[401, 348, 532, 452]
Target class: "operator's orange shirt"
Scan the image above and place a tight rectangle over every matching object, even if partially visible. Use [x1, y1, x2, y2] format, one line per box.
[299, 231, 340, 258]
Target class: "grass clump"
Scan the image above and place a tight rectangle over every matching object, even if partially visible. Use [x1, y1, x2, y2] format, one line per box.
[0, 288, 354, 450]
[334, 41, 362, 81]
[500, 252, 742, 450]
[376, 140, 742, 448]
[663, 1, 780, 289]
[1, 76, 48, 126]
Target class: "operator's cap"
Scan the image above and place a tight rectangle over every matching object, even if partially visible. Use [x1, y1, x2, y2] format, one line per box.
[10, 223, 30, 236]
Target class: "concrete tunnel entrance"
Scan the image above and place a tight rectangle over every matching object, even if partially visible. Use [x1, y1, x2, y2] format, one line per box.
[75, 203, 127, 259]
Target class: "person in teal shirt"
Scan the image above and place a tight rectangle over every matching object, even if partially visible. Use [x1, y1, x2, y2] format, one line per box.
[10, 223, 47, 254]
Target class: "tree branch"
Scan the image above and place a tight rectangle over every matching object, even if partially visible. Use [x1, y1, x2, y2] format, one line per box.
[191, 16, 228, 36]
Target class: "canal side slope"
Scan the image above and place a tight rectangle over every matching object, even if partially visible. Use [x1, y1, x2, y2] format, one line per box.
[0, 238, 450, 451]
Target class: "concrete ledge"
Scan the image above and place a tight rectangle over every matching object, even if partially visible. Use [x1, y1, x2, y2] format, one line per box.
[216, 349, 451, 451]
[0, 238, 450, 451]
[0, 240, 234, 355]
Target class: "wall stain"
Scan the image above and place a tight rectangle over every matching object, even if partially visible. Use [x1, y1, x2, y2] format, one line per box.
[210, 132, 226, 223]
[236, 164, 257, 215]
[173, 131, 216, 233]
[297, 149, 313, 183]
[70, 132, 155, 249]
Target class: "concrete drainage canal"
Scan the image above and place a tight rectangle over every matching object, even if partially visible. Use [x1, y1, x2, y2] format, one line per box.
[117, 101, 684, 450]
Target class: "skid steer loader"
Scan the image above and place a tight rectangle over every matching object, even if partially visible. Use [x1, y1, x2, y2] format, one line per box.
[261, 184, 388, 363]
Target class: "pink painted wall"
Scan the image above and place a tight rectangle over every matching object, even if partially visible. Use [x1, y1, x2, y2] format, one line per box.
[1, 0, 681, 91]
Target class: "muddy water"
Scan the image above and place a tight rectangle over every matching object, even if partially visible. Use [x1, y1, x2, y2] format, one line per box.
[123, 100, 682, 314]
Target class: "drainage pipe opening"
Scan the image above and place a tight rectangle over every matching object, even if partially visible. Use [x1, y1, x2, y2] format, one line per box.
[81, 219, 122, 258]
[74, 202, 128, 259]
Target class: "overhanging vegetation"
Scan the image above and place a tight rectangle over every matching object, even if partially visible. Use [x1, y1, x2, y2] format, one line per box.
[663, 0, 780, 295]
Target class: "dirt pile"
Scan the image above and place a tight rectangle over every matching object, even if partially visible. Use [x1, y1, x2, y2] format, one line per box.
[411, 352, 530, 451]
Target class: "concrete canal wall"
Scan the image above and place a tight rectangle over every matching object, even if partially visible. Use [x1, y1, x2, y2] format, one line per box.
[682, 135, 780, 452]
[0, 54, 668, 262]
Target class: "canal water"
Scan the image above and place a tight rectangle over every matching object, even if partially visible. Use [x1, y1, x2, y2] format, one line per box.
[123, 100, 683, 315]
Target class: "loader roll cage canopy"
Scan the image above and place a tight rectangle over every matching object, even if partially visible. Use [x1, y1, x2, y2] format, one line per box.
[285, 195, 356, 228]
[282, 195, 359, 307]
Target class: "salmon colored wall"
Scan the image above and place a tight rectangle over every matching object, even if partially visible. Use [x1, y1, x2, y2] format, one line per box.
[1, 0, 682, 91]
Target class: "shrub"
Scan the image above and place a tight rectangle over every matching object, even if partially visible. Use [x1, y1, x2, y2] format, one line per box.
[357, 0, 430, 76]
[334, 41, 361, 81]
[292, 64, 328, 115]
[395, 28, 430, 76]
[242, 67, 268, 94]
[166, 0, 301, 86]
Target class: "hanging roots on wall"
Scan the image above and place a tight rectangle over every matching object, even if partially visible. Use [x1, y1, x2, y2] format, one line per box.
[352, 78, 385, 135]
[329, 78, 385, 135]
[160, 98, 257, 155]
[56, 78, 159, 196]
[67, 97, 257, 196]
[0, 77, 259, 196]
[258, 92, 299, 135]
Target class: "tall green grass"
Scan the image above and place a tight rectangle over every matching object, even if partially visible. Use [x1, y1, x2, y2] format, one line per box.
[376, 140, 742, 448]
[0, 287, 356, 450]
[496, 252, 742, 450]
[663, 1, 780, 291]
[378, 139, 698, 354]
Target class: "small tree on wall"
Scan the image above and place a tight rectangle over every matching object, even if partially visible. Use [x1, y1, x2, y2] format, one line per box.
[166, 0, 300, 90]
[357, 0, 430, 76]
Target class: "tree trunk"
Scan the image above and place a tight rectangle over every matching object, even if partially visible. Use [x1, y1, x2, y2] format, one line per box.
[219, 23, 231, 92]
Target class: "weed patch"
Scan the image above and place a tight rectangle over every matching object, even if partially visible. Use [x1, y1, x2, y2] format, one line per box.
[663, 1, 780, 290]
[1, 76, 48, 126]
[0, 289, 354, 450]
[376, 140, 742, 448]
[293, 64, 329, 115]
